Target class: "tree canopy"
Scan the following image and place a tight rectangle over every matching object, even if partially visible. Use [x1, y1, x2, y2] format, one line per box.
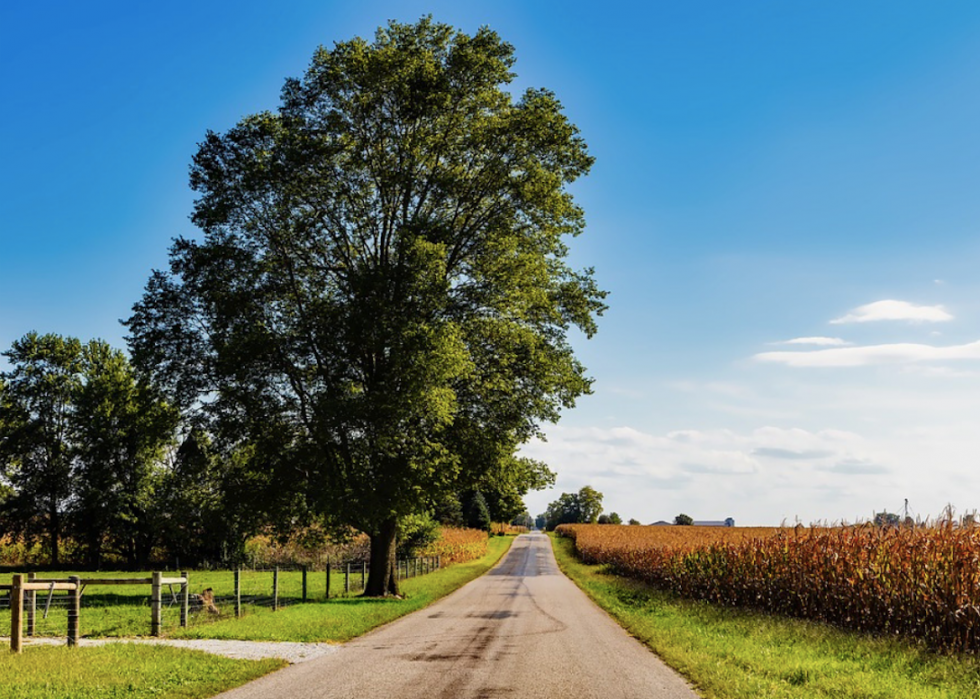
[543, 485, 604, 530]
[126, 18, 605, 595]
[0, 332, 178, 567]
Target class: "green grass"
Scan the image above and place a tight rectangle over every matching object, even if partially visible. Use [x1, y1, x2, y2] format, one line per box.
[0, 644, 284, 699]
[550, 533, 980, 699]
[167, 535, 514, 642]
[0, 549, 504, 639]
[0, 539, 514, 698]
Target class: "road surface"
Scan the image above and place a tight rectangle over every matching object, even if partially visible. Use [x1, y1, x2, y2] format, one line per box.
[216, 532, 699, 698]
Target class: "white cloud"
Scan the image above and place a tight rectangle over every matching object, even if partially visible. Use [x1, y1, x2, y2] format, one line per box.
[772, 337, 851, 347]
[830, 300, 953, 324]
[900, 365, 980, 379]
[521, 424, 892, 525]
[754, 340, 980, 368]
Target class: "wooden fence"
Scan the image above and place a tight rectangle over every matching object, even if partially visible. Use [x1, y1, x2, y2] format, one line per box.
[1, 572, 188, 653]
[2, 555, 441, 652]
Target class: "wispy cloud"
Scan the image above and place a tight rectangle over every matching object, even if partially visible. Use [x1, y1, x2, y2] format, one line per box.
[823, 458, 889, 475]
[772, 337, 851, 347]
[830, 300, 953, 324]
[752, 447, 835, 460]
[755, 340, 980, 368]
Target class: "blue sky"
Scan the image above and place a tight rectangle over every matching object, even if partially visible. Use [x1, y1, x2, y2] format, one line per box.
[3, 1, 980, 525]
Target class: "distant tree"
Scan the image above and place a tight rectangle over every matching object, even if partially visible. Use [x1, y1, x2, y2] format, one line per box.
[628, 518, 641, 525]
[597, 514, 610, 524]
[608, 512, 622, 525]
[674, 513, 694, 526]
[463, 490, 492, 533]
[0, 333, 83, 566]
[535, 513, 547, 530]
[511, 512, 533, 529]
[125, 17, 604, 596]
[874, 511, 900, 527]
[577, 486, 604, 524]
[543, 486, 604, 529]
[71, 340, 178, 568]
[477, 457, 556, 524]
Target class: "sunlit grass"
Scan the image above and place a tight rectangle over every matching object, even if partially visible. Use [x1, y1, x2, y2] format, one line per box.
[1, 543, 510, 640]
[0, 644, 284, 699]
[168, 535, 514, 642]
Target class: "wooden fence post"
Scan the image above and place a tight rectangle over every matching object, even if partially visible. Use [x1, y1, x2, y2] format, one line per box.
[345, 563, 350, 594]
[437, 555, 441, 570]
[180, 571, 189, 628]
[325, 558, 331, 600]
[67, 576, 80, 647]
[361, 562, 366, 590]
[26, 572, 36, 637]
[151, 571, 162, 636]
[302, 565, 308, 603]
[10, 574, 23, 654]
[234, 569, 241, 618]
[272, 567, 279, 611]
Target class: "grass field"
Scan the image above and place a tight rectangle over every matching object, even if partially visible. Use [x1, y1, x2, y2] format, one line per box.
[0, 536, 514, 698]
[551, 533, 980, 699]
[0, 644, 284, 699]
[0, 553, 473, 638]
[167, 535, 513, 642]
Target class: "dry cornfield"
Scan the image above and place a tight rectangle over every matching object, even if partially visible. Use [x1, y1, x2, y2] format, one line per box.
[557, 522, 980, 653]
[419, 526, 489, 566]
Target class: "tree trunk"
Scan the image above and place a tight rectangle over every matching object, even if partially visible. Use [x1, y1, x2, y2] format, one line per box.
[363, 517, 399, 597]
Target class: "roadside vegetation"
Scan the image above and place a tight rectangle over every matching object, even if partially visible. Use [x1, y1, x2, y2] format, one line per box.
[0, 534, 510, 640]
[551, 533, 980, 699]
[168, 535, 513, 642]
[0, 536, 513, 698]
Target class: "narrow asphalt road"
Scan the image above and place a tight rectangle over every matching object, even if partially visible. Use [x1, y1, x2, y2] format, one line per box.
[215, 532, 699, 699]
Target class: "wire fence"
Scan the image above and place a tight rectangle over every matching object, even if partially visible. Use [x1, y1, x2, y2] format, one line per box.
[1, 555, 441, 647]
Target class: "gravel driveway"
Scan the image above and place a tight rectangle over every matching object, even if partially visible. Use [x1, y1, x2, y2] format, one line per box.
[11, 636, 338, 664]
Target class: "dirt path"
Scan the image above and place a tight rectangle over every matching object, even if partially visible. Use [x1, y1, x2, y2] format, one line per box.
[214, 532, 699, 699]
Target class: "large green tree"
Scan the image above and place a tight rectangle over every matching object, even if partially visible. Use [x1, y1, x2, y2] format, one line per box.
[0, 333, 83, 565]
[71, 341, 178, 568]
[126, 18, 605, 595]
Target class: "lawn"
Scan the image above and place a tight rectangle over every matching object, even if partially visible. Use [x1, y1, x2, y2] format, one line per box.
[0, 644, 284, 699]
[167, 535, 514, 642]
[0, 536, 515, 698]
[0, 546, 505, 639]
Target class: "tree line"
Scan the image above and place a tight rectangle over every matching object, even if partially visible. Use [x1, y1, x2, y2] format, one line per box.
[0, 332, 543, 569]
[537, 486, 629, 530]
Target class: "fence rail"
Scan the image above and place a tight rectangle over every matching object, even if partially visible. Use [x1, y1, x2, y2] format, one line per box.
[2, 555, 441, 652]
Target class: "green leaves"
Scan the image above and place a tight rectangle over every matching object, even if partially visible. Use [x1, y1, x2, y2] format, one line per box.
[127, 18, 605, 576]
[0, 333, 178, 566]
